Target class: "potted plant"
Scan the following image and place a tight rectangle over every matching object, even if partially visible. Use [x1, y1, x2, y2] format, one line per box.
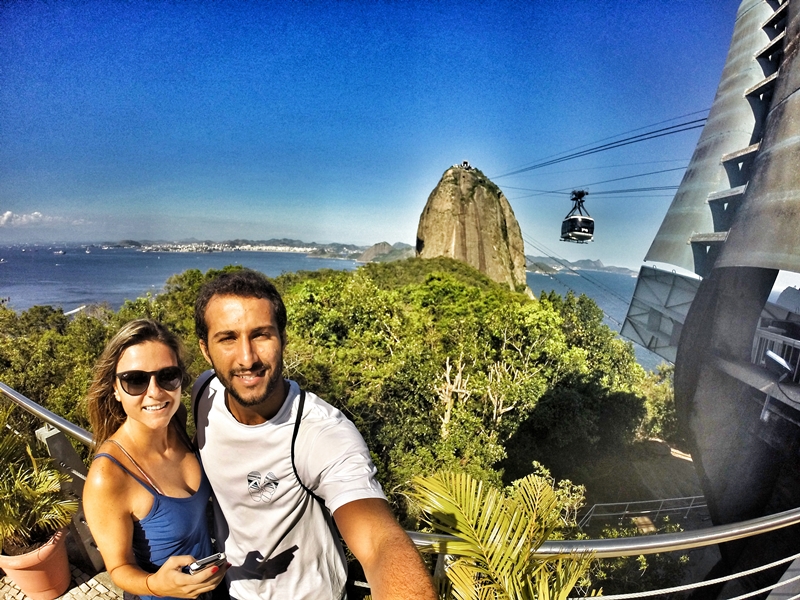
[0, 404, 78, 600]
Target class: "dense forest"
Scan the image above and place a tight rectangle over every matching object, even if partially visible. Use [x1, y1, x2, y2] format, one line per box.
[0, 257, 683, 592]
[0, 257, 678, 506]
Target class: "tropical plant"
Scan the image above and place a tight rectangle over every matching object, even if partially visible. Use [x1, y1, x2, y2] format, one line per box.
[408, 471, 593, 600]
[0, 404, 78, 555]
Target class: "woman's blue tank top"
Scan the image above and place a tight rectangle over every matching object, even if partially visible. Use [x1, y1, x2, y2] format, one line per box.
[93, 453, 215, 600]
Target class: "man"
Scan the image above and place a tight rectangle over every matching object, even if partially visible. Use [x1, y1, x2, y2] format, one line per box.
[192, 269, 437, 600]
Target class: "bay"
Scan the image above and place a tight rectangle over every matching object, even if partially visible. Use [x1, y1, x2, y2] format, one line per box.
[526, 270, 636, 332]
[0, 245, 663, 370]
[0, 245, 357, 312]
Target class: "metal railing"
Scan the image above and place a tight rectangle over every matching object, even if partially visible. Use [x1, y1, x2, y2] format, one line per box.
[6, 380, 800, 560]
[408, 503, 800, 559]
[753, 328, 800, 384]
[5, 381, 800, 596]
[0, 381, 95, 448]
[577, 495, 708, 529]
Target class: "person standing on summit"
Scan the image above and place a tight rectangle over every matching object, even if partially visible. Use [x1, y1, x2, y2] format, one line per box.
[191, 269, 437, 600]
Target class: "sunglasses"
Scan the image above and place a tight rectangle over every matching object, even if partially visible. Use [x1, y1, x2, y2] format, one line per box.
[116, 367, 183, 396]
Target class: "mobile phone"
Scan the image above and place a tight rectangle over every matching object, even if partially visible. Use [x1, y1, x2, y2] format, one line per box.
[183, 552, 226, 575]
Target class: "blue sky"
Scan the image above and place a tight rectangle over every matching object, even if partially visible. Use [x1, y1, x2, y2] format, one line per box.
[1, 0, 742, 269]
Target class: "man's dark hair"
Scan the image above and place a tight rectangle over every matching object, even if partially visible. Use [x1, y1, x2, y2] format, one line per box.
[195, 269, 287, 343]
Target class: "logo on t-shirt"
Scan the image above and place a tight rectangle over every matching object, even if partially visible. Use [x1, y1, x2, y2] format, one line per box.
[247, 471, 279, 502]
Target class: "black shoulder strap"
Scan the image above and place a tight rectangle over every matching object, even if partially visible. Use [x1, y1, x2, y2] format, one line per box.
[291, 389, 326, 508]
[291, 388, 346, 597]
[191, 370, 216, 448]
[192, 370, 216, 426]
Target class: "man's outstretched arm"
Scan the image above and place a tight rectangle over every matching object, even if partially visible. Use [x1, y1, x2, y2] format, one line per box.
[334, 498, 438, 600]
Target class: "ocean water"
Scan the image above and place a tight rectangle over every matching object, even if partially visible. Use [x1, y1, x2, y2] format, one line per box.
[526, 270, 636, 331]
[0, 245, 662, 370]
[0, 245, 358, 312]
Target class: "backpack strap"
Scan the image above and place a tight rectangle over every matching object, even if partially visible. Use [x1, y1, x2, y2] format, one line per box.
[291, 389, 326, 507]
[191, 370, 217, 448]
[291, 389, 348, 599]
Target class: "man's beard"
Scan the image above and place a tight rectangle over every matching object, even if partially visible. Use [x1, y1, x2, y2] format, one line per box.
[219, 359, 284, 408]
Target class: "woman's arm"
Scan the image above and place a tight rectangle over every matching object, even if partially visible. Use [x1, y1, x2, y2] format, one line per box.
[83, 457, 226, 598]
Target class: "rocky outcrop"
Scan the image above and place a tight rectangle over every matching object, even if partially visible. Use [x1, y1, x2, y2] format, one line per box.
[416, 164, 526, 290]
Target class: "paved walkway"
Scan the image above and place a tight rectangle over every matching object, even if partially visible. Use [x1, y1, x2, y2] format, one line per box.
[0, 564, 122, 600]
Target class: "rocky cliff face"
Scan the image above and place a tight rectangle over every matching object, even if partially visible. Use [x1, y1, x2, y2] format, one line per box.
[416, 164, 526, 290]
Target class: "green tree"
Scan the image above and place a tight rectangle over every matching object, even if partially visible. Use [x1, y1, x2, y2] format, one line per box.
[0, 307, 111, 432]
[279, 264, 567, 512]
[0, 259, 659, 529]
[636, 365, 679, 445]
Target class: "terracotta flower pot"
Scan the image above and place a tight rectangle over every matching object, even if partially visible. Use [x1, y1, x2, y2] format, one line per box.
[0, 528, 72, 600]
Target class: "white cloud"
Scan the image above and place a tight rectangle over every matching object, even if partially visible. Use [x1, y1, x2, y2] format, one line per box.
[1, 211, 48, 227]
[0, 211, 83, 227]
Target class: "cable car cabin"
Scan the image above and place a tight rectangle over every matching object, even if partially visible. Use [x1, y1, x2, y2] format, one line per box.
[560, 190, 594, 243]
[561, 215, 594, 242]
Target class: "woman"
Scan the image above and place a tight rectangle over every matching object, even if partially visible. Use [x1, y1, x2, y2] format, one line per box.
[84, 319, 227, 600]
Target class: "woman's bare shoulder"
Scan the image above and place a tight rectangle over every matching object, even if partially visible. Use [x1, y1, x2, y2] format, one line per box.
[85, 441, 134, 498]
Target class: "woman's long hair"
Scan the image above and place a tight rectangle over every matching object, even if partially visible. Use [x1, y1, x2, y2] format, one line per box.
[86, 319, 189, 450]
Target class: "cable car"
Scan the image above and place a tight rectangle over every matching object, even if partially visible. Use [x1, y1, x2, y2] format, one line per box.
[560, 190, 594, 243]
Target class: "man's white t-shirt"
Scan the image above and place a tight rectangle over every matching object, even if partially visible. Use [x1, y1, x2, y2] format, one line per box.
[194, 374, 386, 600]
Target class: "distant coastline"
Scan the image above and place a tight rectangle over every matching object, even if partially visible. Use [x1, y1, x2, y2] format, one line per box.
[1, 240, 637, 274]
[4, 238, 367, 260]
[1, 241, 658, 368]
[526, 255, 637, 277]
[106, 238, 367, 259]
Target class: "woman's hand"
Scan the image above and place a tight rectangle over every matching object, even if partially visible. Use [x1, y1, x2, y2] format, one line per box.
[146, 555, 228, 598]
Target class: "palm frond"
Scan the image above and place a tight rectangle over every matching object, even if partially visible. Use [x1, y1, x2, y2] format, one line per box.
[411, 472, 506, 561]
[508, 476, 562, 548]
[0, 438, 77, 550]
[410, 471, 594, 600]
[447, 560, 500, 600]
[0, 404, 26, 466]
[0, 483, 23, 542]
[531, 556, 594, 600]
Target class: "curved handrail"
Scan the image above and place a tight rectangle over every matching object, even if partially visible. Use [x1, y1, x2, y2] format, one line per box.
[0, 381, 96, 448]
[4, 380, 800, 559]
[409, 504, 800, 558]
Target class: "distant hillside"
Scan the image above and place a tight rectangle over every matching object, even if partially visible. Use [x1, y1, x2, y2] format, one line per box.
[372, 246, 415, 263]
[357, 241, 393, 262]
[104, 238, 367, 257]
[526, 255, 636, 276]
[357, 242, 415, 263]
